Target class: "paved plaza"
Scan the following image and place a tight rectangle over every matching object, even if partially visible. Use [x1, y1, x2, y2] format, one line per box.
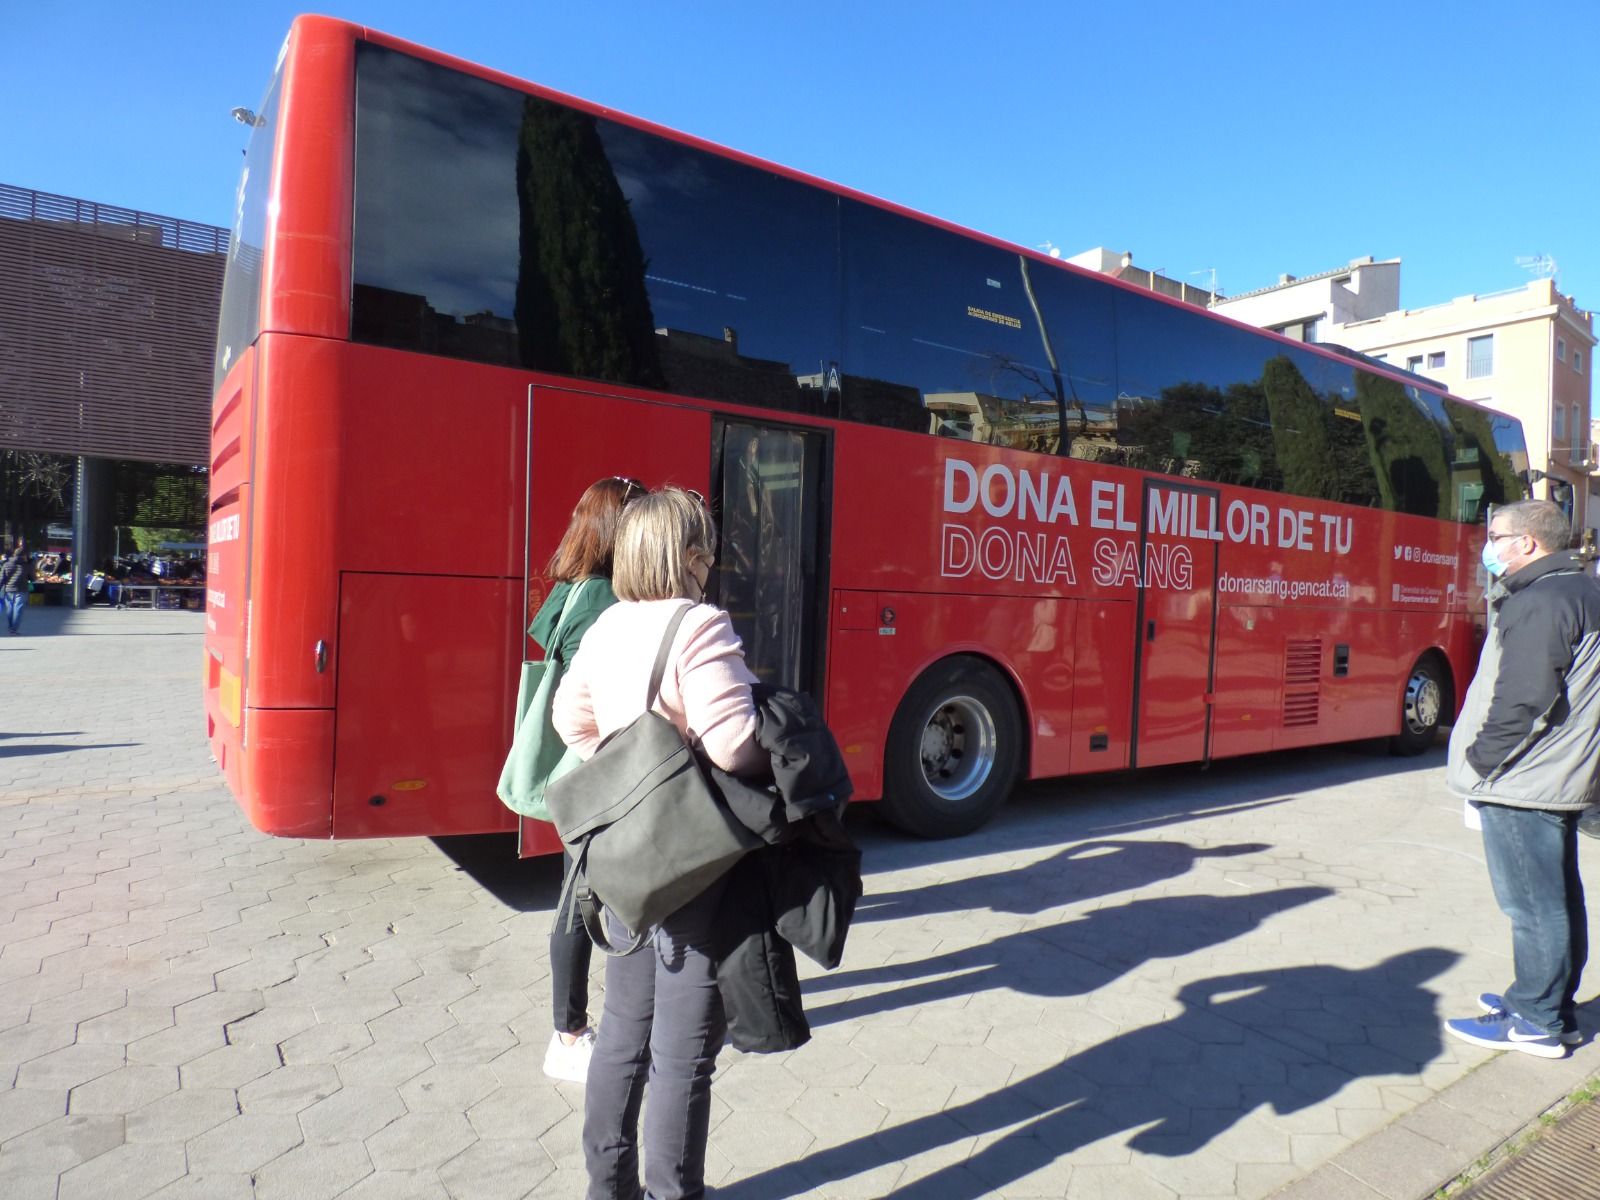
[1, 608, 1596, 1199]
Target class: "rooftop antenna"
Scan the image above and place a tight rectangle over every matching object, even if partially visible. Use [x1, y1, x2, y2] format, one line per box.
[1036, 241, 1062, 259]
[1515, 254, 1558, 283]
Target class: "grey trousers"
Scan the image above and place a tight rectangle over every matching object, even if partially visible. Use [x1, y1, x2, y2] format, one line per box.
[583, 878, 727, 1200]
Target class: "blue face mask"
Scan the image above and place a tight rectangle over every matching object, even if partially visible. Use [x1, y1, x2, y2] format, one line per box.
[1481, 539, 1508, 577]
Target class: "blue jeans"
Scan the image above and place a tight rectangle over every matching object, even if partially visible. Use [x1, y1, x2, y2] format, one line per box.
[583, 878, 727, 1200]
[2, 592, 24, 633]
[1478, 802, 1587, 1034]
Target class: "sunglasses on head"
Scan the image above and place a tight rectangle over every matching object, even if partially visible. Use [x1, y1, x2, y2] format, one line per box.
[610, 476, 646, 504]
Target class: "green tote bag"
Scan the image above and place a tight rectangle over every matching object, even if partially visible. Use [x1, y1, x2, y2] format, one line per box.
[496, 580, 592, 821]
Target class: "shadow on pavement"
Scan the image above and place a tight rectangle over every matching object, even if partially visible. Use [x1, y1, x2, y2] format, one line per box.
[0, 741, 140, 758]
[431, 832, 567, 912]
[722, 948, 1461, 1200]
[810, 883, 1332, 1026]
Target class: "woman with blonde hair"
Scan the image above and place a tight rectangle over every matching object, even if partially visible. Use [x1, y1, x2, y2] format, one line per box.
[553, 486, 763, 1200]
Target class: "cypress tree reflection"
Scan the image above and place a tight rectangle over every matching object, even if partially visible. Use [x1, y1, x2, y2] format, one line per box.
[514, 97, 663, 387]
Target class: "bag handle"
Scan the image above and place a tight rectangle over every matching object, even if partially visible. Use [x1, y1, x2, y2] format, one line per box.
[645, 602, 695, 714]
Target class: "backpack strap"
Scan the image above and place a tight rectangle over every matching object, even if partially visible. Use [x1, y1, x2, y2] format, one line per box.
[554, 828, 650, 957]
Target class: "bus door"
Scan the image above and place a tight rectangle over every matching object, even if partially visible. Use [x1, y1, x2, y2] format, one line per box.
[708, 419, 831, 697]
[518, 385, 714, 857]
[1131, 479, 1221, 768]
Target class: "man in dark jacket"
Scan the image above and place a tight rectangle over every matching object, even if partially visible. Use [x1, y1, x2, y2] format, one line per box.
[1445, 500, 1600, 1058]
[0, 542, 30, 635]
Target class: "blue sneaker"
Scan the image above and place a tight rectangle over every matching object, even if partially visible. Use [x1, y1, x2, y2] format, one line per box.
[1477, 993, 1581, 1046]
[1447, 1009, 1567, 1059]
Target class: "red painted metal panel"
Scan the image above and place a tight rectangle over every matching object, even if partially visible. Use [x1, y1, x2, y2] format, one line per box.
[333, 572, 521, 838]
[262, 17, 355, 341]
[241, 708, 335, 838]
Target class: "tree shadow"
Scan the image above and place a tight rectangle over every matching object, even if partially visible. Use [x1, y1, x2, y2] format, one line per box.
[810, 884, 1331, 1026]
[721, 949, 1460, 1199]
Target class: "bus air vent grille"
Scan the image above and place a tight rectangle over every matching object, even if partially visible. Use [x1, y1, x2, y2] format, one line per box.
[1283, 640, 1322, 727]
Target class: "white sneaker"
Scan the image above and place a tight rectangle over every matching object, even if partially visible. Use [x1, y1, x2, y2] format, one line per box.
[543, 1029, 596, 1083]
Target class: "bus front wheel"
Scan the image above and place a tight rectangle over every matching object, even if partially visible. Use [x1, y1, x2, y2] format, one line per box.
[880, 657, 1022, 838]
[1390, 652, 1452, 757]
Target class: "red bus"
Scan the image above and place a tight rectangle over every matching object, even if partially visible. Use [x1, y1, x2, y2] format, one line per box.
[205, 17, 1528, 854]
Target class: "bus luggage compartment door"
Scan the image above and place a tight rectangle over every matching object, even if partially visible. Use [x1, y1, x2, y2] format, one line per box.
[1131, 479, 1221, 768]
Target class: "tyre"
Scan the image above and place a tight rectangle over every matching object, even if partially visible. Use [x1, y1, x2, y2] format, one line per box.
[1389, 652, 1451, 756]
[879, 656, 1022, 838]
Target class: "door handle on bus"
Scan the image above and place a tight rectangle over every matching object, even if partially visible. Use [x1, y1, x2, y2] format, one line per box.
[314, 640, 328, 673]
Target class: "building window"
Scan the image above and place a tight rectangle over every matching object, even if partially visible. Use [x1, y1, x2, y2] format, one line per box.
[1558, 337, 1567, 362]
[1467, 335, 1494, 378]
[1554, 404, 1566, 441]
[1407, 355, 1423, 372]
[1428, 351, 1445, 369]
[1575, 350, 1584, 375]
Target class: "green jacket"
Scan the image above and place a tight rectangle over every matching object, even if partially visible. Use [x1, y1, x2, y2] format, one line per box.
[528, 577, 617, 663]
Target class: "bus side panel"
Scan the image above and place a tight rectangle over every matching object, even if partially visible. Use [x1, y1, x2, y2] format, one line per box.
[332, 572, 521, 837]
[250, 334, 341, 709]
[339, 345, 526, 581]
[825, 590, 1075, 801]
[1067, 600, 1133, 775]
[264, 16, 355, 341]
[242, 708, 336, 837]
[1209, 605, 1281, 759]
[205, 350, 255, 805]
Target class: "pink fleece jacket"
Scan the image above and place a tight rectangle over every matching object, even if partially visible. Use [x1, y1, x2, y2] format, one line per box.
[552, 599, 764, 775]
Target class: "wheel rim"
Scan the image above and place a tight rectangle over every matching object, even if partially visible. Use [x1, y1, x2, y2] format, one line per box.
[1404, 668, 1442, 736]
[918, 694, 997, 802]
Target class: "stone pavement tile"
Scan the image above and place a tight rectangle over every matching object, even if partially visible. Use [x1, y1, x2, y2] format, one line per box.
[28, 984, 127, 1026]
[424, 1020, 517, 1064]
[184, 1112, 305, 1174]
[715, 1061, 806, 1113]
[0, 1019, 77, 1067]
[1060, 1162, 1179, 1198]
[535, 1109, 587, 1174]
[336, 1039, 435, 1088]
[1237, 1162, 1303, 1200]
[254, 1140, 374, 1200]
[126, 1019, 226, 1066]
[465, 1084, 575, 1141]
[178, 1043, 281, 1090]
[0, 1113, 126, 1193]
[1321, 1123, 1461, 1200]
[15, 1042, 125, 1090]
[1270, 1165, 1388, 1200]
[859, 1062, 957, 1114]
[68, 1063, 179, 1115]
[277, 1019, 374, 1064]
[145, 1173, 258, 1199]
[76, 1003, 175, 1045]
[237, 1062, 342, 1113]
[298, 1083, 408, 1145]
[0, 1086, 69, 1141]
[367, 1003, 458, 1044]
[438, 1136, 556, 1200]
[364, 1110, 478, 1171]
[125, 1087, 240, 1142]
[56, 1141, 187, 1200]
[398, 1062, 501, 1111]
[339, 1170, 453, 1199]
[715, 1110, 815, 1172]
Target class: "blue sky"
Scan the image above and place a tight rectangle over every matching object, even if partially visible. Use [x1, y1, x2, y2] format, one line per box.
[4, 1, 1596, 313]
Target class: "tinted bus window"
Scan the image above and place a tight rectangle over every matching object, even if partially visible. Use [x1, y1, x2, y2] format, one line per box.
[351, 44, 837, 414]
[1112, 290, 1285, 490]
[1027, 265, 1118, 461]
[841, 201, 1061, 452]
[1442, 398, 1528, 522]
[215, 58, 283, 387]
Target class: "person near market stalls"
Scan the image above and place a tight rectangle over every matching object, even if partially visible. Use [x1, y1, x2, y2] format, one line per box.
[1444, 499, 1600, 1058]
[0, 542, 31, 635]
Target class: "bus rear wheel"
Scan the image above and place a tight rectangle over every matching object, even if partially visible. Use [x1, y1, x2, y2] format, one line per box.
[1390, 652, 1451, 756]
[880, 657, 1021, 838]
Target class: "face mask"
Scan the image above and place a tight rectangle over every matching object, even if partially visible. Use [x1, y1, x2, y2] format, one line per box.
[1481, 540, 1508, 577]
